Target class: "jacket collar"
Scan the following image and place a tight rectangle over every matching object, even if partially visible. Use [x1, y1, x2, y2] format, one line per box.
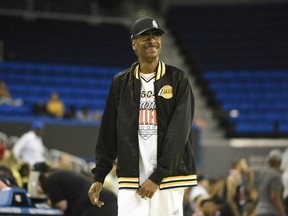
[134, 61, 166, 81]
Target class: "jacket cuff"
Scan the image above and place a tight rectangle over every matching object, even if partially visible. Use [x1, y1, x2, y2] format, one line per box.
[91, 167, 106, 184]
[149, 167, 165, 185]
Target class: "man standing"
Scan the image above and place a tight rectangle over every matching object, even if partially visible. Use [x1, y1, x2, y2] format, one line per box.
[13, 120, 47, 167]
[254, 149, 286, 216]
[220, 157, 253, 216]
[88, 17, 197, 216]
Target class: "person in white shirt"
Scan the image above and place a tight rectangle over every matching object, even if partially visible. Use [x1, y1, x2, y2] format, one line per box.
[13, 121, 47, 167]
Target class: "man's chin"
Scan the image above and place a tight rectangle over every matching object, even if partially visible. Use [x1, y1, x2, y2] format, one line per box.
[146, 50, 160, 57]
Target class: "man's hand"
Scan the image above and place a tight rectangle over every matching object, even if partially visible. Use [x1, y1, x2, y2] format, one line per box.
[88, 182, 104, 207]
[137, 179, 159, 200]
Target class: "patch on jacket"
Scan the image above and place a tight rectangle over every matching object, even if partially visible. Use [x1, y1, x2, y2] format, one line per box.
[158, 85, 173, 99]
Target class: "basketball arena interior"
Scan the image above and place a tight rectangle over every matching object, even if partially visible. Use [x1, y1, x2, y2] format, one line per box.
[0, 0, 288, 213]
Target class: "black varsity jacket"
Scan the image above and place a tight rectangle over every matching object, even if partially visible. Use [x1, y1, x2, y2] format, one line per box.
[92, 61, 197, 190]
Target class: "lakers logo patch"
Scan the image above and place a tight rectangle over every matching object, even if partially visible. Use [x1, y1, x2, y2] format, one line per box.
[158, 85, 173, 99]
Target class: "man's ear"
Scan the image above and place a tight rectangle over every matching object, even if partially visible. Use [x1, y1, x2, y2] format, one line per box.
[132, 40, 136, 51]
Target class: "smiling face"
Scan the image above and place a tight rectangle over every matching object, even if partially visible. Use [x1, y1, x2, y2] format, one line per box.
[132, 30, 162, 63]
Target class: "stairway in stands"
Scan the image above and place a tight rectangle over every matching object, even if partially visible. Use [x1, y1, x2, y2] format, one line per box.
[153, 14, 228, 145]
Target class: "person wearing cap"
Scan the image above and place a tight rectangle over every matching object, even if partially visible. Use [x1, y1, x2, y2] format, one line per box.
[12, 120, 47, 167]
[88, 17, 197, 216]
[254, 149, 286, 216]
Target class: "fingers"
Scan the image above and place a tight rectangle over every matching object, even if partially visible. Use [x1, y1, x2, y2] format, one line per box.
[88, 182, 104, 207]
[137, 179, 159, 200]
[137, 187, 154, 199]
[137, 184, 156, 199]
[93, 200, 105, 208]
[88, 192, 104, 207]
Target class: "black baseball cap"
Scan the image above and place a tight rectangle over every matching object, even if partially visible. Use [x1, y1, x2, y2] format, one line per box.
[130, 17, 164, 39]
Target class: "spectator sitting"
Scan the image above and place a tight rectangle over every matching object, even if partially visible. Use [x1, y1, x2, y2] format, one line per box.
[0, 80, 10, 98]
[76, 106, 101, 121]
[32, 100, 47, 116]
[0, 80, 23, 106]
[46, 92, 65, 118]
[63, 105, 76, 119]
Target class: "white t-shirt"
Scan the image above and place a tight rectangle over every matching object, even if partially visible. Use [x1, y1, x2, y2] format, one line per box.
[13, 130, 46, 167]
[138, 72, 157, 185]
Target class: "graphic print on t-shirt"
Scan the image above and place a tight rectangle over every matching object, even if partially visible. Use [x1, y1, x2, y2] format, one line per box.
[139, 73, 157, 140]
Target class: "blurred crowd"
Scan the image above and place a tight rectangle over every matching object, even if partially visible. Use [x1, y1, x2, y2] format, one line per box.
[0, 121, 117, 216]
[1, 119, 288, 216]
[183, 149, 288, 216]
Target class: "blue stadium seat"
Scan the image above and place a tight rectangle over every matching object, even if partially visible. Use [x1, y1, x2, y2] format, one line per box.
[0, 62, 120, 119]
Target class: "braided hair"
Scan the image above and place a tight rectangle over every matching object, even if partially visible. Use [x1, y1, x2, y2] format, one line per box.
[128, 61, 139, 101]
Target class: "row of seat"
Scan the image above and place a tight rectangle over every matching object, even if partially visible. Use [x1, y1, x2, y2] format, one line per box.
[210, 84, 288, 91]
[4, 76, 112, 88]
[166, 2, 288, 137]
[205, 70, 288, 79]
[0, 0, 121, 15]
[0, 62, 117, 116]
[0, 15, 136, 67]
[0, 62, 123, 75]
[222, 101, 288, 111]
[234, 122, 288, 134]
[228, 113, 288, 123]
[216, 92, 288, 100]
[167, 4, 288, 70]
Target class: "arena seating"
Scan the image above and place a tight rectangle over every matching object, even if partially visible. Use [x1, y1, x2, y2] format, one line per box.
[0, 62, 123, 119]
[166, 3, 288, 70]
[205, 70, 288, 137]
[166, 3, 288, 137]
[0, 15, 135, 67]
[0, 0, 122, 15]
[0, 14, 135, 122]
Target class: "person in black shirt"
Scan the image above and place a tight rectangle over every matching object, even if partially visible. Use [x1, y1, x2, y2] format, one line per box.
[34, 162, 117, 216]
